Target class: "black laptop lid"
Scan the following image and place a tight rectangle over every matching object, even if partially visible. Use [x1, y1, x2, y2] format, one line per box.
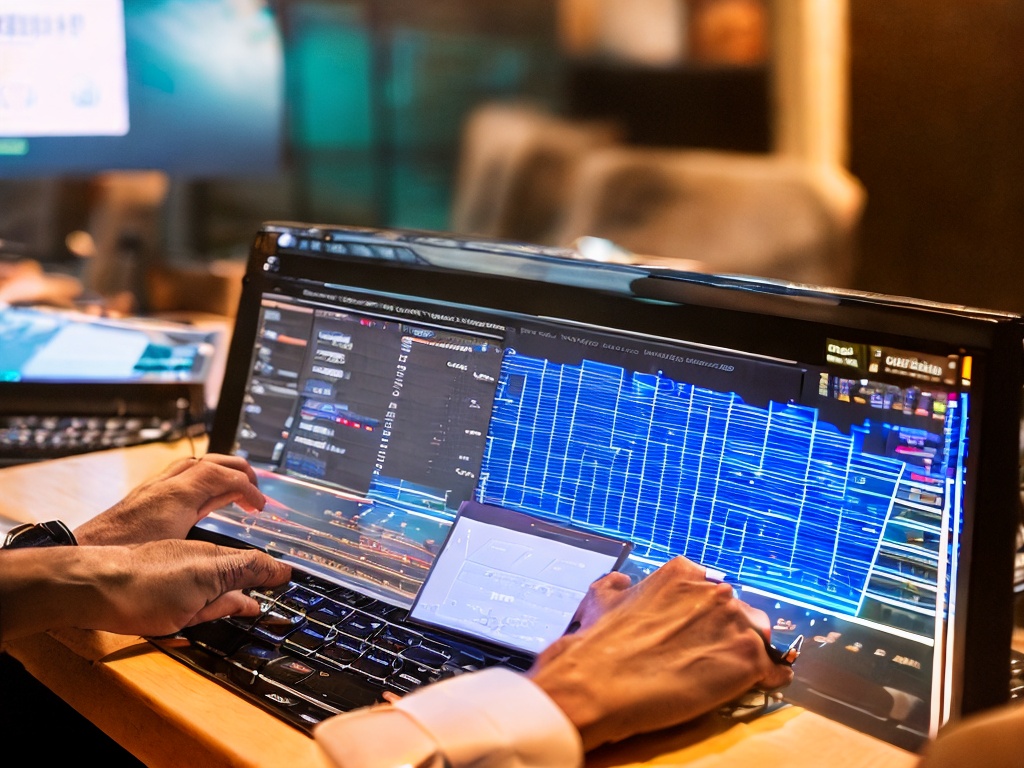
[201, 221, 1024, 752]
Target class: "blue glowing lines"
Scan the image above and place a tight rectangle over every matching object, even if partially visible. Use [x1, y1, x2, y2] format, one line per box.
[478, 355, 945, 616]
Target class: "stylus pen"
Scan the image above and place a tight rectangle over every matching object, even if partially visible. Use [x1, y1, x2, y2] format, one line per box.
[763, 633, 803, 667]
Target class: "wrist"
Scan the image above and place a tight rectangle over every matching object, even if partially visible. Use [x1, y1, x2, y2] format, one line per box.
[526, 641, 609, 751]
[0, 546, 122, 641]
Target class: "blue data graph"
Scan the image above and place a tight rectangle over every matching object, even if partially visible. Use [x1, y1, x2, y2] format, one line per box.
[478, 353, 959, 619]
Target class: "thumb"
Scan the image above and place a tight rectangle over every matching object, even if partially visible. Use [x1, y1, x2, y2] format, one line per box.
[572, 571, 633, 629]
[188, 591, 263, 625]
[216, 547, 292, 591]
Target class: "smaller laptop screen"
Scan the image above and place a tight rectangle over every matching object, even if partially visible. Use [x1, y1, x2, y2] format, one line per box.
[408, 500, 632, 654]
[0, 304, 217, 384]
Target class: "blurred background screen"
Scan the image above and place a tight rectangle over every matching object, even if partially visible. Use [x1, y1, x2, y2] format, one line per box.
[0, 0, 285, 178]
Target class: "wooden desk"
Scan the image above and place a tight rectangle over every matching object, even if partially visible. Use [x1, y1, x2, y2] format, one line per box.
[0, 442, 919, 768]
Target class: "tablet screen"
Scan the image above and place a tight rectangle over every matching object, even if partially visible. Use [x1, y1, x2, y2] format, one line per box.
[408, 500, 633, 654]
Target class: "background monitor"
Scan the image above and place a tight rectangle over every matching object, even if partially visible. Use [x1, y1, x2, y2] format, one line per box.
[0, 0, 284, 178]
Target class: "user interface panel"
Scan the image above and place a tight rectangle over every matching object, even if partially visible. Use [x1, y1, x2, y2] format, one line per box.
[201, 225, 1022, 751]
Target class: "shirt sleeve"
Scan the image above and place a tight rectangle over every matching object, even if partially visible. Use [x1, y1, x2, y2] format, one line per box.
[314, 667, 583, 768]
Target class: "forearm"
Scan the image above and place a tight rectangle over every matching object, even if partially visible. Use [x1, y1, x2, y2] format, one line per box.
[0, 547, 117, 643]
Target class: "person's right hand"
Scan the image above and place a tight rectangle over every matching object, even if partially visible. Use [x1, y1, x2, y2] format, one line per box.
[75, 453, 266, 546]
[526, 556, 794, 751]
[0, 539, 292, 641]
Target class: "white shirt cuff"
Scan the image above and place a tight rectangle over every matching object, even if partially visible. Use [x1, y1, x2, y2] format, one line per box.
[314, 667, 583, 768]
[395, 667, 583, 768]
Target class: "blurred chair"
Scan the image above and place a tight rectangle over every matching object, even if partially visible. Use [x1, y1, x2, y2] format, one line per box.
[552, 146, 865, 287]
[450, 101, 622, 245]
[145, 259, 245, 320]
[79, 171, 170, 312]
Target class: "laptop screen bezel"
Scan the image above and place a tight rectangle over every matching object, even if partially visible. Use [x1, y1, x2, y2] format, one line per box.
[209, 222, 1023, 743]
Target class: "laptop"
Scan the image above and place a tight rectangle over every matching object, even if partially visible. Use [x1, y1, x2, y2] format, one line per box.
[0, 304, 219, 464]
[152, 221, 1024, 753]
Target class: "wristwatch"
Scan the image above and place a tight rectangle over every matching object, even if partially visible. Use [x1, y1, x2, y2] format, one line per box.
[2, 520, 78, 549]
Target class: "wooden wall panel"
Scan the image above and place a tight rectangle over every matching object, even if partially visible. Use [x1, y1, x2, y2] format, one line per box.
[848, 1, 1024, 313]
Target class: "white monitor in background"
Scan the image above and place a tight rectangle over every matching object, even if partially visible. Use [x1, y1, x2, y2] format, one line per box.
[0, 0, 284, 177]
[0, 0, 129, 139]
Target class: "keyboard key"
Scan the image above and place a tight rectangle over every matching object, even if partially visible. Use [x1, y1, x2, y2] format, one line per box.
[436, 662, 471, 680]
[400, 643, 450, 670]
[249, 582, 293, 602]
[261, 656, 317, 687]
[349, 649, 397, 682]
[252, 676, 340, 725]
[282, 585, 326, 610]
[360, 600, 406, 620]
[181, 619, 252, 656]
[251, 606, 307, 644]
[225, 612, 261, 632]
[375, 624, 424, 654]
[284, 625, 331, 655]
[453, 648, 496, 670]
[387, 661, 439, 694]
[420, 634, 488, 668]
[332, 586, 377, 609]
[316, 634, 364, 667]
[307, 600, 353, 629]
[295, 663, 384, 711]
[291, 571, 341, 596]
[228, 641, 282, 671]
[335, 611, 384, 640]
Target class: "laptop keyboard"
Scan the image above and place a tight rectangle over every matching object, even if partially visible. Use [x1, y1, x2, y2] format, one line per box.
[0, 413, 183, 465]
[151, 567, 535, 733]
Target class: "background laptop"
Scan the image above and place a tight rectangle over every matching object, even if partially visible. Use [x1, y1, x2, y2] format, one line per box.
[0, 304, 219, 464]
[154, 221, 1024, 752]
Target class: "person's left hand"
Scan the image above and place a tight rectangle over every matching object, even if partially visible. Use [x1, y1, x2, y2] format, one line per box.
[80, 538, 292, 637]
[0, 538, 292, 641]
[75, 454, 266, 546]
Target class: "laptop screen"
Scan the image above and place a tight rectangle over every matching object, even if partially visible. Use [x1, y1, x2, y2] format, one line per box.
[204, 222, 1024, 751]
[0, 304, 216, 384]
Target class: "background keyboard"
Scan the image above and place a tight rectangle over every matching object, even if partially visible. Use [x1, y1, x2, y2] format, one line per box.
[0, 413, 184, 466]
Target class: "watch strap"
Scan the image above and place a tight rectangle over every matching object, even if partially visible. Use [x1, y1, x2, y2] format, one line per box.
[2, 520, 78, 549]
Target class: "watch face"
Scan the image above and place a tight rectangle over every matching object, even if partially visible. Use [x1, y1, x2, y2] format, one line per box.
[2, 521, 77, 548]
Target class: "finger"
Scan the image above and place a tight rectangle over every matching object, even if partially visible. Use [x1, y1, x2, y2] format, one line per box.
[217, 548, 292, 590]
[188, 591, 263, 625]
[759, 663, 795, 692]
[590, 570, 632, 593]
[650, 555, 707, 583]
[194, 453, 261, 486]
[572, 571, 633, 627]
[738, 602, 774, 642]
[187, 461, 266, 515]
[197, 485, 267, 517]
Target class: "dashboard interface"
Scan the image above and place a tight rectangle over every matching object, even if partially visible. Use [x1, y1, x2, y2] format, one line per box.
[201, 224, 1023, 751]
